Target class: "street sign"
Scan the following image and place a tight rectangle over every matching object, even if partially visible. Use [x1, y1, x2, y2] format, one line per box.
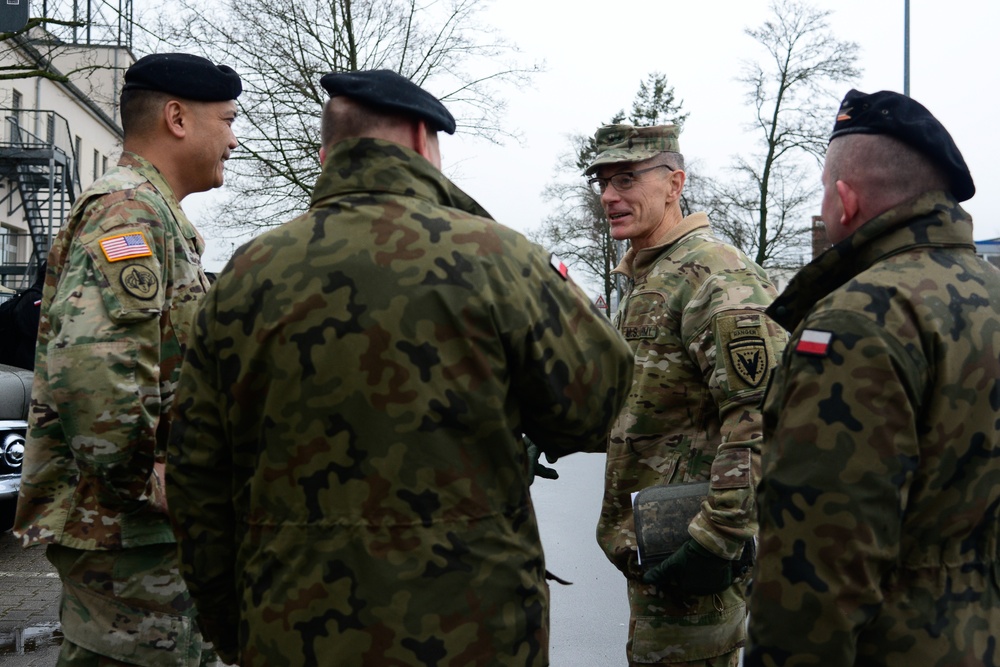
[0, 0, 29, 33]
[595, 295, 608, 310]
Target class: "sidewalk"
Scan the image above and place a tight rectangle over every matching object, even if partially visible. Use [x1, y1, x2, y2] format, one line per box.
[0, 531, 63, 664]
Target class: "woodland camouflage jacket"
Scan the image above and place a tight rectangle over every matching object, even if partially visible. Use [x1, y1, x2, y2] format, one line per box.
[166, 139, 635, 667]
[748, 191, 1000, 666]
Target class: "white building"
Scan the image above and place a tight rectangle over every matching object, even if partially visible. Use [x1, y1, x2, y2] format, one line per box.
[0, 18, 132, 291]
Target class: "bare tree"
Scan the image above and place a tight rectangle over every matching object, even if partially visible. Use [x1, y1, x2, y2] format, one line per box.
[153, 0, 541, 237]
[535, 72, 689, 312]
[711, 0, 861, 269]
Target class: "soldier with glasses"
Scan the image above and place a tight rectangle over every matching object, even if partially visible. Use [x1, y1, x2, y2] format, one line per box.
[587, 124, 787, 666]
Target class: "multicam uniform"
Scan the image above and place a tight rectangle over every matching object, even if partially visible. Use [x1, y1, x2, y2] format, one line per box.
[13, 152, 218, 666]
[747, 192, 1000, 666]
[598, 213, 785, 666]
[166, 138, 635, 667]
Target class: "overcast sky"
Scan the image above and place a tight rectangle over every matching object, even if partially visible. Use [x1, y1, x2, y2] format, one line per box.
[191, 0, 998, 274]
[439, 1, 999, 264]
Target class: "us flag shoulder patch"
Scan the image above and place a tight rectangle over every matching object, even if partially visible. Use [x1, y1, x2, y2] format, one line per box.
[549, 254, 569, 280]
[795, 329, 833, 357]
[100, 232, 153, 262]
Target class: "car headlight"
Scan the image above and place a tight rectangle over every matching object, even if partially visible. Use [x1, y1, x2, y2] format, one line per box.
[2, 431, 24, 469]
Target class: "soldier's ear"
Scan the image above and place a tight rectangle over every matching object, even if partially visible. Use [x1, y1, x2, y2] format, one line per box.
[835, 179, 860, 228]
[664, 169, 685, 204]
[163, 100, 187, 139]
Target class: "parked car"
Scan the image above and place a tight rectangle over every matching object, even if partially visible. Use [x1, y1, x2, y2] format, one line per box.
[0, 363, 31, 531]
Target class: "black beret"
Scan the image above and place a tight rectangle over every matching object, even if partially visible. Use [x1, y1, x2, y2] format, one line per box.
[320, 70, 456, 135]
[123, 53, 242, 102]
[830, 89, 974, 202]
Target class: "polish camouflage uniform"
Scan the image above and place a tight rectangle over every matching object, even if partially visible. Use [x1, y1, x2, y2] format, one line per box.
[166, 137, 635, 667]
[13, 152, 219, 666]
[599, 211, 786, 665]
[746, 191, 1000, 666]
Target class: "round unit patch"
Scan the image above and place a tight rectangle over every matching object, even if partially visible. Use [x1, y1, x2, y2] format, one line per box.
[120, 264, 159, 300]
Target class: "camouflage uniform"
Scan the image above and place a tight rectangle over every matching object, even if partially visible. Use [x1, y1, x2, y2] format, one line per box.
[598, 212, 785, 665]
[13, 152, 219, 666]
[747, 192, 1000, 666]
[166, 138, 635, 667]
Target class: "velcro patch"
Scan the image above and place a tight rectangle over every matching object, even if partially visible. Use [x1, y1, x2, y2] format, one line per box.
[795, 329, 833, 357]
[710, 448, 752, 490]
[99, 232, 152, 262]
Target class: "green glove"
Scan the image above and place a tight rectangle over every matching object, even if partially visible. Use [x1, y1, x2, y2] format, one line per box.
[524, 436, 559, 484]
[642, 539, 733, 595]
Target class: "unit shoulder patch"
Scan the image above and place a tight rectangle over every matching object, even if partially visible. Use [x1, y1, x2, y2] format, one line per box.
[119, 264, 159, 300]
[717, 313, 776, 391]
[728, 336, 768, 388]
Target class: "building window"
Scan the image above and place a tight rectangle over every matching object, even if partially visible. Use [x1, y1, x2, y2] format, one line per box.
[102, 155, 108, 174]
[93, 149, 99, 180]
[46, 113, 55, 144]
[1, 225, 18, 268]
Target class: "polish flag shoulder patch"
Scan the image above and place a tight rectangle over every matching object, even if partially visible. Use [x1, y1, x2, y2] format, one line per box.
[549, 254, 569, 280]
[795, 329, 833, 357]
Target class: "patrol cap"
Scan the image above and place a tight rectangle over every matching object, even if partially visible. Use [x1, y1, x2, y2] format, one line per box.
[122, 53, 242, 101]
[830, 89, 974, 202]
[584, 124, 680, 175]
[320, 69, 456, 135]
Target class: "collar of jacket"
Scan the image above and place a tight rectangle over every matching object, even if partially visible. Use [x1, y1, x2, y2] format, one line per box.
[612, 211, 711, 281]
[310, 138, 493, 220]
[116, 151, 204, 254]
[767, 190, 975, 332]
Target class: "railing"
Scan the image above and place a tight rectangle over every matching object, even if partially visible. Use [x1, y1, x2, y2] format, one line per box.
[0, 108, 76, 168]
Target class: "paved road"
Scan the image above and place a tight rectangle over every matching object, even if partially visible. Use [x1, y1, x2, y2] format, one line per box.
[0, 452, 630, 666]
[532, 452, 631, 665]
[0, 526, 62, 665]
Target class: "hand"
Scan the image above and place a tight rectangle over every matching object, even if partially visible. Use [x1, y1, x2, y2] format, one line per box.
[524, 436, 559, 484]
[150, 461, 168, 513]
[642, 539, 733, 595]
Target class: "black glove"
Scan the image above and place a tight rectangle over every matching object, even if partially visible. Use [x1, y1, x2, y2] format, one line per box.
[524, 436, 559, 484]
[642, 539, 733, 595]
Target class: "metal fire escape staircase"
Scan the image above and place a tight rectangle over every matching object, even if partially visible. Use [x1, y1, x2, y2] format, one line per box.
[0, 110, 80, 282]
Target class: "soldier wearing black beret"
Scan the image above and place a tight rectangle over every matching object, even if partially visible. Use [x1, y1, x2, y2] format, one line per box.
[748, 92, 1000, 665]
[164, 67, 635, 666]
[14, 51, 242, 665]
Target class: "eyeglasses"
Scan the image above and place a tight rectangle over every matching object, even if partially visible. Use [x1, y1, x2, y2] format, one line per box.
[587, 164, 673, 195]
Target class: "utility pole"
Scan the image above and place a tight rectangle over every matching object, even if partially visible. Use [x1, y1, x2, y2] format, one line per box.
[903, 0, 910, 96]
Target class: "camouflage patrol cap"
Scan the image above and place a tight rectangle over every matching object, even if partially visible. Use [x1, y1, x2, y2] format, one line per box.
[831, 89, 974, 202]
[320, 70, 456, 135]
[584, 124, 680, 175]
[122, 53, 242, 101]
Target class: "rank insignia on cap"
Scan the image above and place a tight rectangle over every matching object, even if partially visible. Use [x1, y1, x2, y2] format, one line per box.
[549, 254, 569, 280]
[100, 232, 152, 262]
[796, 329, 833, 356]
